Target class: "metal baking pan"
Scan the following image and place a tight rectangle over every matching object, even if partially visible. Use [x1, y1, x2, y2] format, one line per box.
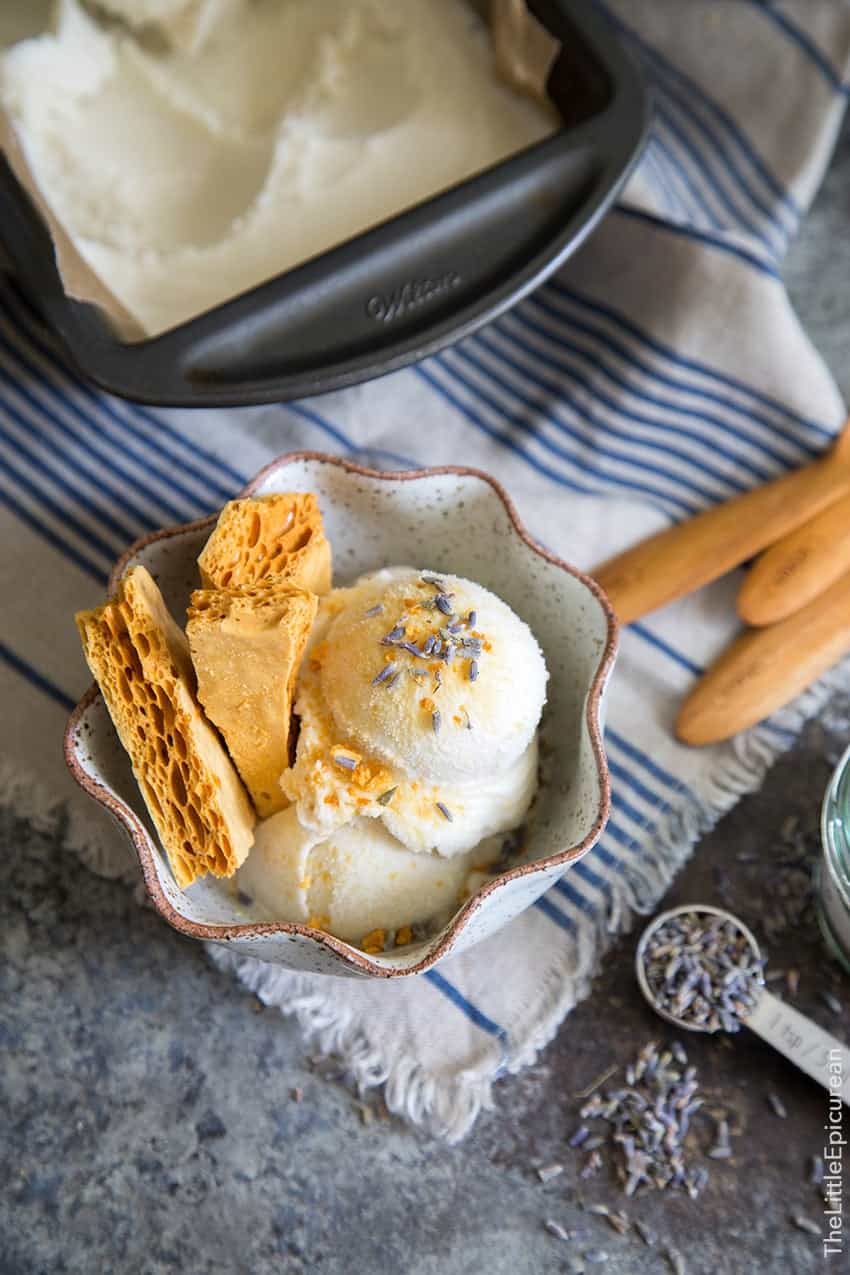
[0, 1, 647, 407]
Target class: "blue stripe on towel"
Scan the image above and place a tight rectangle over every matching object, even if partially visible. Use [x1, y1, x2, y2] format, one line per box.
[531, 291, 814, 465]
[593, 2, 800, 229]
[648, 117, 728, 233]
[425, 970, 509, 1042]
[450, 340, 736, 504]
[605, 726, 683, 791]
[4, 284, 246, 498]
[0, 442, 117, 565]
[485, 315, 771, 484]
[428, 355, 698, 517]
[0, 486, 105, 583]
[555, 875, 598, 916]
[652, 102, 780, 250]
[534, 894, 578, 933]
[629, 624, 706, 677]
[613, 204, 781, 278]
[550, 283, 831, 443]
[0, 328, 213, 524]
[415, 362, 667, 510]
[749, 2, 849, 94]
[0, 409, 139, 549]
[287, 402, 418, 469]
[0, 639, 76, 712]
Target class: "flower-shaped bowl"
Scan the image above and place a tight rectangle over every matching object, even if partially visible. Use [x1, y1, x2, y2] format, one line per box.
[64, 453, 617, 977]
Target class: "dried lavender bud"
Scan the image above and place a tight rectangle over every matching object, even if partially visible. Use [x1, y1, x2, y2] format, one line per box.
[634, 1220, 657, 1247]
[767, 1093, 788, 1119]
[790, 1214, 821, 1237]
[821, 990, 842, 1015]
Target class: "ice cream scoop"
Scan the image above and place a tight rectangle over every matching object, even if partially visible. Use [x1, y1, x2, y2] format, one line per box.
[238, 807, 501, 942]
[320, 568, 547, 784]
[282, 567, 547, 856]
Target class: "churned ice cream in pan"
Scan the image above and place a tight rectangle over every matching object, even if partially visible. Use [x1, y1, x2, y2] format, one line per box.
[0, 0, 557, 335]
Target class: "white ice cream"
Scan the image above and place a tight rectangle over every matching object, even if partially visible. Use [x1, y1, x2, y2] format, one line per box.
[281, 568, 547, 858]
[239, 565, 547, 942]
[0, 0, 557, 335]
[238, 807, 503, 942]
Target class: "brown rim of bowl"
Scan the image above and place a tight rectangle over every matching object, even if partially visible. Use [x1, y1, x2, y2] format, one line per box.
[64, 451, 618, 978]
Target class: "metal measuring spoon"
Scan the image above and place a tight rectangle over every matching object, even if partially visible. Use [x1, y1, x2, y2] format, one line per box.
[636, 905, 850, 1104]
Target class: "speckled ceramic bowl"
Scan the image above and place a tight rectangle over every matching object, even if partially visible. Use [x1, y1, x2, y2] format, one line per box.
[64, 453, 617, 977]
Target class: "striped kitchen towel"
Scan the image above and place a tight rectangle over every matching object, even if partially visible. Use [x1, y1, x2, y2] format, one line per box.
[3, 0, 850, 1141]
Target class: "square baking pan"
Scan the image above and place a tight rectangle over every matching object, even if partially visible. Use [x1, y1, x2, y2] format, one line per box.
[0, 0, 647, 407]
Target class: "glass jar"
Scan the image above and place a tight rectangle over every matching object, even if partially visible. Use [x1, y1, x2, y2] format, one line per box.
[818, 743, 850, 975]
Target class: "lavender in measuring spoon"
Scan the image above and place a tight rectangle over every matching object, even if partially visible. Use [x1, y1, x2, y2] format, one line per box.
[643, 912, 765, 1032]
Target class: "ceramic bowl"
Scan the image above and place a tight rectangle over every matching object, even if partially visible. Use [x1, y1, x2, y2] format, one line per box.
[64, 453, 617, 977]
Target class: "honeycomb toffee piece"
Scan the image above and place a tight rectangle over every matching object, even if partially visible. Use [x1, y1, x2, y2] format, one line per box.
[197, 492, 331, 595]
[76, 565, 256, 888]
[187, 579, 318, 818]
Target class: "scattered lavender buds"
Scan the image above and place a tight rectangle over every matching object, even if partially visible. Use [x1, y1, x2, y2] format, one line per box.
[432, 709, 442, 734]
[377, 787, 397, 806]
[435, 594, 454, 615]
[372, 662, 398, 686]
[364, 603, 384, 618]
[820, 990, 843, 1015]
[467, 610, 477, 627]
[575, 1041, 717, 1199]
[435, 801, 453, 822]
[468, 659, 479, 682]
[790, 1214, 821, 1237]
[767, 1092, 788, 1119]
[634, 1220, 656, 1247]
[331, 750, 360, 771]
[717, 812, 817, 940]
[640, 911, 765, 1032]
[536, 1163, 564, 1183]
[808, 1155, 825, 1187]
[707, 1118, 732, 1159]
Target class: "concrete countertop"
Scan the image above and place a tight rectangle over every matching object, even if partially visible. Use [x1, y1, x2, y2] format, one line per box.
[3, 122, 850, 1275]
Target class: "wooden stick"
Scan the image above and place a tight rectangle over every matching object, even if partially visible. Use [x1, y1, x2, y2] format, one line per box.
[737, 490, 850, 626]
[676, 571, 850, 746]
[594, 419, 850, 624]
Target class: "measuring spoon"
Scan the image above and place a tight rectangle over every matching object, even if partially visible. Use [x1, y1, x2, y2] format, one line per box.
[636, 904, 850, 1104]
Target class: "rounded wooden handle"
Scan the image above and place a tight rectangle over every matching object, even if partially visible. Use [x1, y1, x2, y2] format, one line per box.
[595, 452, 850, 625]
[738, 490, 850, 626]
[676, 571, 850, 746]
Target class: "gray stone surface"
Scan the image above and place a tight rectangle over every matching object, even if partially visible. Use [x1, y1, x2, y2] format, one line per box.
[4, 114, 850, 1275]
